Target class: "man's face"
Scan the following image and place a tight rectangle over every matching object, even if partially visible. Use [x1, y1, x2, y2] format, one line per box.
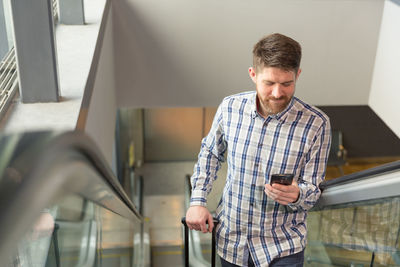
[249, 66, 301, 117]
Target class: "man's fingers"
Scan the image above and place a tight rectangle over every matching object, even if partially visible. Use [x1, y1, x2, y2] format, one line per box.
[270, 183, 296, 193]
[187, 223, 194, 230]
[267, 189, 296, 202]
[189, 224, 201, 231]
[187, 221, 214, 233]
[207, 214, 214, 233]
[200, 221, 208, 233]
[186, 220, 199, 231]
[265, 184, 298, 204]
[185, 206, 214, 233]
[188, 222, 213, 233]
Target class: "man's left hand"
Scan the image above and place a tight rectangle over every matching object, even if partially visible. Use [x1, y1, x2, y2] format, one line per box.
[265, 179, 300, 205]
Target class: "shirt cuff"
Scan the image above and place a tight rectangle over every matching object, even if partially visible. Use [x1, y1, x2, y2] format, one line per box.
[287, 184, 304, 211]
[190, 189, 208, 207]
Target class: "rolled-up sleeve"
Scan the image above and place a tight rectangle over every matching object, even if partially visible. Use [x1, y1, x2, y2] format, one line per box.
[289, 118, 331, 211]
[190, 104, 227, 207]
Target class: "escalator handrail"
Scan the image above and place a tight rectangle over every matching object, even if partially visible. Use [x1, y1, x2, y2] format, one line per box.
[314, 160, 400, 209]
[0, 130, 142, 218]
[0, 130, 143, 261]
[320, 160, 400, 190]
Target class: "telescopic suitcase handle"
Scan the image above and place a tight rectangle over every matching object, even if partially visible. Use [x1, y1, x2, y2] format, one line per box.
[181, 217, 219, 267]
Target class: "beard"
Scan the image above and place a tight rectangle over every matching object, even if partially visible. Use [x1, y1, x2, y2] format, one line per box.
[259, 96, 292, 115]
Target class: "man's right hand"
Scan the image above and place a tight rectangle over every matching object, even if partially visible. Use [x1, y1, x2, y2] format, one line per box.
[185, 206, 214, 233]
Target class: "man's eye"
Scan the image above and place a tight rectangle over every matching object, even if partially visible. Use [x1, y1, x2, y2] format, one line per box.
[265, 82, 274, 86]
[282, 82, 292, 87]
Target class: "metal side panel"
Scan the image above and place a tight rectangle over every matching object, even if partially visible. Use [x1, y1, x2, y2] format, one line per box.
[316, 169, 400, 208]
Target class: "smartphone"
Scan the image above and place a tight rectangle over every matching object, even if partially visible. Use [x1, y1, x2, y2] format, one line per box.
[270, 174, 294, 185]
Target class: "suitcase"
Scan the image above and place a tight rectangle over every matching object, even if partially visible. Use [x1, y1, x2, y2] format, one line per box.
[181, 217, 219, 267]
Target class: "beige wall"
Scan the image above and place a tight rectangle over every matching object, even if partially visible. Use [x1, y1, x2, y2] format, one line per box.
[113, 0, 384, 108]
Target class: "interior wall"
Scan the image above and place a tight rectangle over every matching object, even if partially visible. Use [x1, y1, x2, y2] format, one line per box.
[143, 108, 203, 161]
[139, 106, 400, 161]
[113, 0, 384, 108]
[83, 5, 117, 166]
[369, 0, 400, 139]
[318, 106, 400, 158]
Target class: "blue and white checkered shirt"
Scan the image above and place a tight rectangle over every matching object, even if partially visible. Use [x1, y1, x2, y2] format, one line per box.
[190, 91, 331, 266]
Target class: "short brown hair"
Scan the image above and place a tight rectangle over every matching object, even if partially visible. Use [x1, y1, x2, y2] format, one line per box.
[253, 33, 302, 73]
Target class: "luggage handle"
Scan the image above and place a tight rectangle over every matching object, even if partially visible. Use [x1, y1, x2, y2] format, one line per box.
[181, 217, 219, 267]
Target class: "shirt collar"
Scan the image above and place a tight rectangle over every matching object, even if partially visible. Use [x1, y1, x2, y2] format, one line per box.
[251, 92, 296, 122]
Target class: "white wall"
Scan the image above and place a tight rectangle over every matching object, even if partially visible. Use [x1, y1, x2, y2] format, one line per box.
[369, 0, 400, 139]
[83, 5, 117, 166]
[113, 0, 384, 108]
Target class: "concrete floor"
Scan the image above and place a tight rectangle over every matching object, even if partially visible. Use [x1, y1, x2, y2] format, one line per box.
[1, 0, 105, 133]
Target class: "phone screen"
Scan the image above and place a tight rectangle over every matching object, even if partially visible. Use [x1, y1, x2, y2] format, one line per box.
[270, 174, 294, 185]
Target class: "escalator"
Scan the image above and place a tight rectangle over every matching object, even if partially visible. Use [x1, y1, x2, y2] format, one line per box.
[4, 130, 398, 266]
[305, 161, 400, 266]
[184, 160, 400, 267]
[0, 131, 150, 266]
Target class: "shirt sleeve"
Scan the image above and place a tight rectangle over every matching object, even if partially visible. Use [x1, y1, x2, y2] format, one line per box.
[288, 118, 331, 211]
[190, 104, 227, 207]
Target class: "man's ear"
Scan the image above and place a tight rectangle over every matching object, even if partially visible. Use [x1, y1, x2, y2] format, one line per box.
[249, 67, 257, 83]
[296, 68, 302, 80]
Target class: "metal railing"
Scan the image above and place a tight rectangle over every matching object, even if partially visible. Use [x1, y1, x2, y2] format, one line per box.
[0, 48, 17, 120]
[52, 0, 59, 22]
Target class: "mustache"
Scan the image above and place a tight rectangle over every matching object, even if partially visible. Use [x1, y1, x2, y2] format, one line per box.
[268, 96, 287, 101]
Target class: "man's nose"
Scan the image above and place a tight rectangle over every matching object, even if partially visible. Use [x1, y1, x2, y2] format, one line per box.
[271, 84, 284, 98]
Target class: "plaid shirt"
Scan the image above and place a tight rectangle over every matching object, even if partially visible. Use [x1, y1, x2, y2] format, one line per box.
[190, 91, 331, 266]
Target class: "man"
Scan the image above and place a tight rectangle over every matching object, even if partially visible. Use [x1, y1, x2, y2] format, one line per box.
[185, 33, 331, 267]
